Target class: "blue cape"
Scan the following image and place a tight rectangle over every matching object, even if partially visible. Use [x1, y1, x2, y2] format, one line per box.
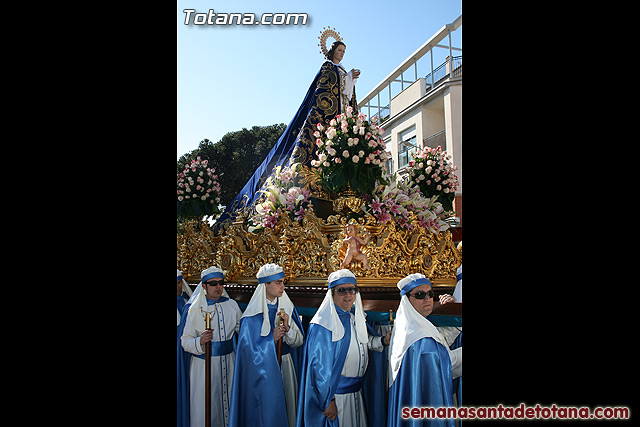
[295, 309, 351, 427]
[450, 331, 462, 405]
[387, 337, 455, 427]
[295, 308, 385, 427]
[177, 303, 192, 427]
[361, 320, 387, 427]
[214, 61, 343, 232]
[228, 304, 304, 427]
[177, 293, 189, 341]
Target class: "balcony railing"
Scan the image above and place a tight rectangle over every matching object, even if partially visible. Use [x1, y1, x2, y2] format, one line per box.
[423, 129, 446, 150]
[425, 56, 462, 91]
[370, 56, 461, 124]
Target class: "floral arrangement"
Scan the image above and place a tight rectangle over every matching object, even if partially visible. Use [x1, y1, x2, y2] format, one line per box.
[311, 106, 389, 196]
[177, 156, 221, 218]
[250, 164, 311, 230]
[364, 174, 450, 234]
[405, 145, 459, 213]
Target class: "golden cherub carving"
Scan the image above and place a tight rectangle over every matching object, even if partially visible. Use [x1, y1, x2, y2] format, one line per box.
[339, 222, 371, 271]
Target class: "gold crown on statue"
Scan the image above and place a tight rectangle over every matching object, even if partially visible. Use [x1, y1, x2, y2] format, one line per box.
[318, 27, 342, 57]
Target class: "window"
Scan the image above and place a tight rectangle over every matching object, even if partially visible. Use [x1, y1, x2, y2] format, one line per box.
[385, 151, 393, 174]
[398, 125, 417, 170]
[398, 136, 417, 169]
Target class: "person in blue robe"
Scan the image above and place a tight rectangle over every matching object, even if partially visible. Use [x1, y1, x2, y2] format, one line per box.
[177, 269, 193, 338]
[177, 266, 242, 427]
[228, 263, 305, 427]
[450, 331, 462, 406]
[295, 269, 390, 427]
[214, 40, 360, 232]
[387, 273, 462, 427]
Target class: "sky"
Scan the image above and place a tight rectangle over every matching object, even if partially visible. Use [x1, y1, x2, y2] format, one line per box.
[177, 0, 462, 159]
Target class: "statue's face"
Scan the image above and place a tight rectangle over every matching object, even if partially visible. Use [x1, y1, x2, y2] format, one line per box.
[332, 44, 345, 63]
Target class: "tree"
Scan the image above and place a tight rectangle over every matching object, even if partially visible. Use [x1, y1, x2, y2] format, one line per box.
[177, 123, 287, 205]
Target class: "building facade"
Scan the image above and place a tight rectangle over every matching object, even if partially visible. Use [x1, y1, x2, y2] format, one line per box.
[358, 15, 462, 223]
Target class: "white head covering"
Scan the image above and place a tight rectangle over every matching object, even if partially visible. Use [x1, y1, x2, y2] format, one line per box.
[310, 269, 368, 344]
[241, 263, 297, 336]
[177, 269, 193, 297]
[186, 266, 230, 331]
[453, 264, 462, 302]
[388, 273, 447, 387]
[177, 269, 193, 325]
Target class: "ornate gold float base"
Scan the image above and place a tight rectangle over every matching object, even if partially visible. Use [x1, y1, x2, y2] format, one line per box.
[177, 201, 461, 287]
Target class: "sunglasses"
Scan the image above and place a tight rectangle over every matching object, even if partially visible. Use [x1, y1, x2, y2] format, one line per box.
[204, 280, 224, 287]
[408, 289, 434, 300]
[333, 287, 358, 295]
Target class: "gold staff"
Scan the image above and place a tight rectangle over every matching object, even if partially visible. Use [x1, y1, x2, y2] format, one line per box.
[201, 307, 216, 426]
[276, 308, 285, 366]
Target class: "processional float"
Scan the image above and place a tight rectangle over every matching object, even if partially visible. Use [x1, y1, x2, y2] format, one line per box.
[177, 26, 462, 319]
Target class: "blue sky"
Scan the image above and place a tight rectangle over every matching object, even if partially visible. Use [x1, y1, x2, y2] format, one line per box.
[177, 0, 462, 159]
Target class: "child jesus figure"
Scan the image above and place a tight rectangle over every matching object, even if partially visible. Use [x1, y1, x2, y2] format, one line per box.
[340, 223, 372, 271]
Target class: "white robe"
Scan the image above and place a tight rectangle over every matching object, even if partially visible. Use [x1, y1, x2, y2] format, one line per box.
[335, 312, 384, 427]
[181, 299, 242, 427]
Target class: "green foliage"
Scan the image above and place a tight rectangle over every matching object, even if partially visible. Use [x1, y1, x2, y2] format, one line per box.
[177, 123, 287, 206]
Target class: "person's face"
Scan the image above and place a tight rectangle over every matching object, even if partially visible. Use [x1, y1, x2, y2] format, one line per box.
[265, 278, 285, 301]
[177, 279, 183, 296]
[407, 284, 434, 317]
[332, 44, 345, 63]
[332, 283, 356, 311]
[202, 278, 224, 299]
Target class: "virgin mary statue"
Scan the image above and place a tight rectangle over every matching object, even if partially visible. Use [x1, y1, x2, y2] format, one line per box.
[214, 32, 360, 232]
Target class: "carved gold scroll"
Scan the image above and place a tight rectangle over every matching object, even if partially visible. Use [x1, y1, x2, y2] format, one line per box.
[178, 202, 460, 288]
